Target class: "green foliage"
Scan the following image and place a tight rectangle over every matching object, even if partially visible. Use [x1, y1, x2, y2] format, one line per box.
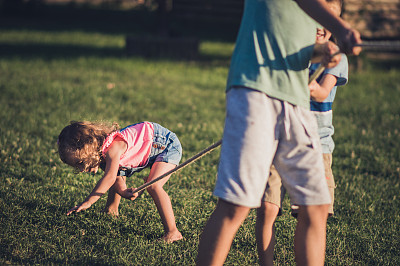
[1, 16, 400, 265]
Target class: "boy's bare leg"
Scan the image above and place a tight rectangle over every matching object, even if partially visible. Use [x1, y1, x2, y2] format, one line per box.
[256, 202, 280, 266]
[294, 204, 329, 266]
[146, 162, 182, 243]
[196, 199, 250, 266]
[103, 176, 126, 216]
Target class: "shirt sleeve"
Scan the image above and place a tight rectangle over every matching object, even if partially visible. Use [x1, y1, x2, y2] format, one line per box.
[325, 53, 349, 87]
[101, 131, 127, 157]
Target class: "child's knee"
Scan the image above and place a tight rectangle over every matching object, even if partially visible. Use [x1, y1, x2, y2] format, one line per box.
[216, 199, 250, 221]
[258, 202, 280, 218]
[146, 184, 164, 196]
[116, 175, 126, 182]
[113, 176, 127, 193]
[298, 204, 329, 222]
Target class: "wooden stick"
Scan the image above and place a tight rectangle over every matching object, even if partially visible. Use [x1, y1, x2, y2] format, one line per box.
[356, 41, 400, 50]
[309, 64, 326, 84]
[309, 50, 342, 83]
[131, 139, 222, 194]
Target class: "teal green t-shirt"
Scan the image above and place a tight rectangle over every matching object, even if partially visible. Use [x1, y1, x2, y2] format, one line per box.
[226, 0, 317, 108]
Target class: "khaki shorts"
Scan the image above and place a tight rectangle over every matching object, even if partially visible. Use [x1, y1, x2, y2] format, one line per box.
[213, 87, 331, 208]
[265, 153, 336, 215]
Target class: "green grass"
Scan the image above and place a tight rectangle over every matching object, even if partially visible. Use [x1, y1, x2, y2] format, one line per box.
[1, 11, 400, 265]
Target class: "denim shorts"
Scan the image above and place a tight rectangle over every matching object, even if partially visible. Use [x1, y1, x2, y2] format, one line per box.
[147, 122, 182, 167]
[118, 123, 182, 177]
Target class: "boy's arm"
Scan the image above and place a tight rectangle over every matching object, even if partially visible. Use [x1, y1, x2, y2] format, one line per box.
[295, 0, 362, 55]
[309, 74, 337, 102]
[66, 140, 126, 215]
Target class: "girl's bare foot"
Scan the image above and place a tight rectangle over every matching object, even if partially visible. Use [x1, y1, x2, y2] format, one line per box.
[160, 231, 183, 243]
[102, 208, 119, 217]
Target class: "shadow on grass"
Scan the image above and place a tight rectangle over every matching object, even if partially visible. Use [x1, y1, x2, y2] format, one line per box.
[0, 3, 239, 40]
[0, 3, 237, 63]
[0, 4, 157, 35]
[0, 41, 232, 66]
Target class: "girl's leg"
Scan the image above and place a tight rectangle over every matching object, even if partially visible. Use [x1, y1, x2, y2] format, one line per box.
[256, 202, 280, 266]
[146, 161, 182, 242]
[103, 176, 127, 216]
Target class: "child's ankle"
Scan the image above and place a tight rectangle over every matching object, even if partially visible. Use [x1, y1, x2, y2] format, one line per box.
[102, 207, 119, 216]
[161, 230, 183, 243]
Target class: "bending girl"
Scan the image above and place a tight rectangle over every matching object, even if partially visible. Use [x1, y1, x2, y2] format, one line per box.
[58, 121, 183, 243]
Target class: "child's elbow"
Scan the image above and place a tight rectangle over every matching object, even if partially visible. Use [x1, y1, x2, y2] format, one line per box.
[311, 95, 329, 102]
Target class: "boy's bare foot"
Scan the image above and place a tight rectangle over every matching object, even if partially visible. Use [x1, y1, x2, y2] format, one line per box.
[160, 231, 183, 243]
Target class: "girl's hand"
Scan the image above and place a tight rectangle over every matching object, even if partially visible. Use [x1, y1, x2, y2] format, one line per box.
[121, 188, 140, 201]
[67, 201, 92, 215]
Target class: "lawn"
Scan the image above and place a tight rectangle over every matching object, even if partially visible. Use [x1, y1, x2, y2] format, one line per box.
[1, 5, 400, 265]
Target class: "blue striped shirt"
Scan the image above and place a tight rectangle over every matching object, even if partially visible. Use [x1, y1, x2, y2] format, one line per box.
[309, 54, 348, 153]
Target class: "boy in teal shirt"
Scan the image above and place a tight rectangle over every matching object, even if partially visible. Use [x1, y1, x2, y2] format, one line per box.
[196, 0, 361, 265]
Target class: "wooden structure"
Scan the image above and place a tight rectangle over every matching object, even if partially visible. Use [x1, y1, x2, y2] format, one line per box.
[4, 0, 399, 40]
[128, 0, 400, 59]
[171, 0, 400, 40]
[343, 0, 400, 39]
[172, 0, 243, 24]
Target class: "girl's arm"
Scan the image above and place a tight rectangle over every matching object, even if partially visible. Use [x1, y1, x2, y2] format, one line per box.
[67, 139, 127, 215]
[309, 73, 337, 102]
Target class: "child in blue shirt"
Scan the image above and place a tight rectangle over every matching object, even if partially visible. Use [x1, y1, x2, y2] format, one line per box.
[258, 0, 348, 264]
[309, 46, 348, 215]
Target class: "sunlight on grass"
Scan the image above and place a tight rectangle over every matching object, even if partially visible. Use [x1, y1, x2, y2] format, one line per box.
[1, 16, 400, 265]
[0, 30, 125, 47]
[199, 41, 235, 58]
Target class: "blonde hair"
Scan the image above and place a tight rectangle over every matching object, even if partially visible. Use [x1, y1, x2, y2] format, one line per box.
[57, 121, 119, 172]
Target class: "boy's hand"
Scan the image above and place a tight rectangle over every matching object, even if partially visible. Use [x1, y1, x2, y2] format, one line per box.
[67, 201, 92, 215]
[337, 27, 362, 55]
[121, 188, 140, 201]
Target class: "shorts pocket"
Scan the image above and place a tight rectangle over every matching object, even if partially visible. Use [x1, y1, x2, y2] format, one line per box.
[295, 106, 320, 149]
[149, 134, 167, 157]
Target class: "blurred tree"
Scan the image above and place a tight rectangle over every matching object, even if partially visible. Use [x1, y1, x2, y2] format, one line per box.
[1, 0, 24, 15]
[1, 0, 42, 15]
[156, 0, 172, 36]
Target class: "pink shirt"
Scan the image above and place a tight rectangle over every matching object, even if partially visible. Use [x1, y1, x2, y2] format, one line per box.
[101, 122, 154, 168]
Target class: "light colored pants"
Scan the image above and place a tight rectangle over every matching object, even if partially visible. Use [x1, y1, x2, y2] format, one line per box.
[266, 153, 335, 215]
[214, 87, 331, 208]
